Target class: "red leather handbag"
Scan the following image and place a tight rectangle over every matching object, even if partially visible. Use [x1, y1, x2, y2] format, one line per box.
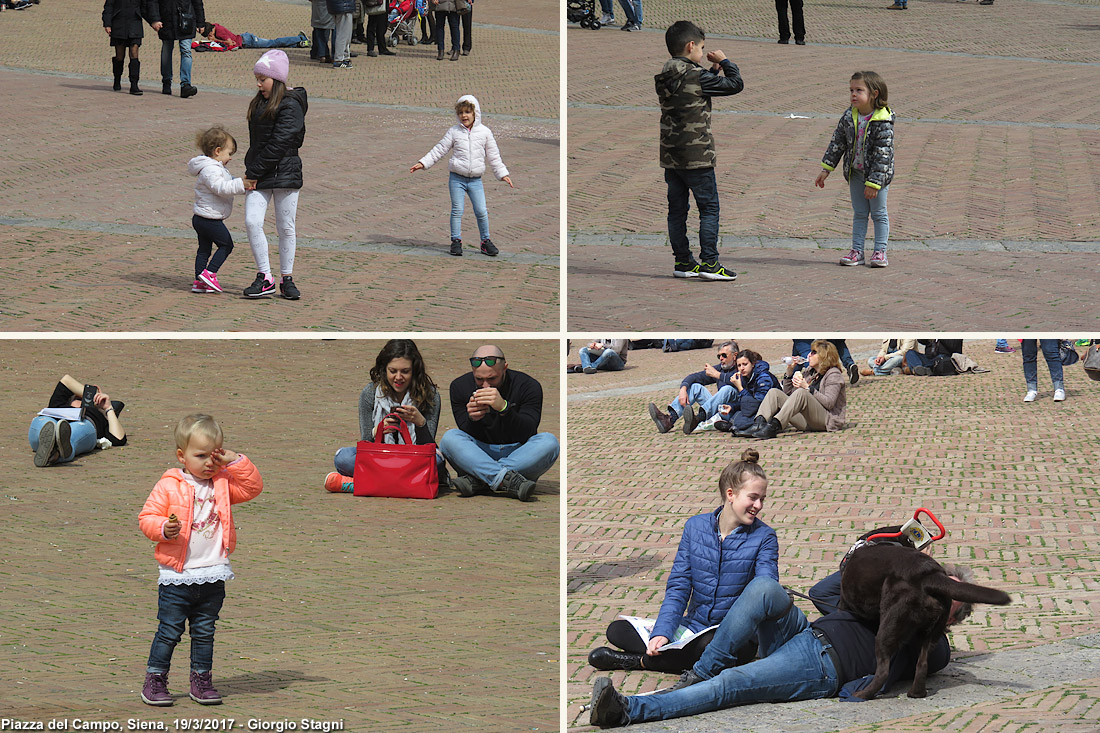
[353, 416, 439, 499]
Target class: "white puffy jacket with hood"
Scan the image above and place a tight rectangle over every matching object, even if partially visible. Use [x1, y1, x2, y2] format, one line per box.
[418, 95, 509, 180]
[188, 155, 246, 220]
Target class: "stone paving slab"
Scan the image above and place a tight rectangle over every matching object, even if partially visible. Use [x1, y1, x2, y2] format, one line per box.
[0, 338, 559, 728]
[566, 338, 1100, 730]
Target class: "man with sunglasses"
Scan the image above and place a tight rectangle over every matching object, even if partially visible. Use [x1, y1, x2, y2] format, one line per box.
[648, 340, 739, 435]
[438, 345, 560, 501]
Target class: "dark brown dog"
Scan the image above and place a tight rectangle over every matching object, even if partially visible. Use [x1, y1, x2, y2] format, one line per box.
[840, 543, 1011, 700]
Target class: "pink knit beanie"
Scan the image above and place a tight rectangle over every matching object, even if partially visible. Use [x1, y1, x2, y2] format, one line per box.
[254, 50, 289, 84]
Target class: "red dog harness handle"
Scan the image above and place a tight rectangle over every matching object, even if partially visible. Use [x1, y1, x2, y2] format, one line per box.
[866, 508, 946, 545]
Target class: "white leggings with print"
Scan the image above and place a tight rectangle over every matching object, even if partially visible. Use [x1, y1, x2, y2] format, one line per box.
[245, 189, 299, 278]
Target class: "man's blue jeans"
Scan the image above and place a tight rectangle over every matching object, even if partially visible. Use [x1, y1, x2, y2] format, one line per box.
[849, 173, 889, 253]
[598, 0, 614, 14]
[160, 38, 193, 85]
[438, 430, 559, 490]
[670, 383, 734, 420]
[241, 32, 303, 48]
[579, 348, 625, 372]
[617, 0, 641, 23]
[792, 339, 854, 368]
[1021, 339, 1063, 391]
[866, 353, 903, 376]
[147, 581, 225, 674]
[28, 416, 97, 463]
[627, 577, 839, 723]
[665, 167, 719, 264]
[448, 172, 490, 241]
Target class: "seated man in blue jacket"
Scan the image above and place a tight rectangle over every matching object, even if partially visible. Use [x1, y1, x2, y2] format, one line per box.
[648, 340, 740, 435]
[439, 345, 560, 502]
[588, 575, 960, 728]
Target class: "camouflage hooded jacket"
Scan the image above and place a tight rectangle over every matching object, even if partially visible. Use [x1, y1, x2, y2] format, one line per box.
[821, 105, 895, 190]
[655, 57, 744, 170]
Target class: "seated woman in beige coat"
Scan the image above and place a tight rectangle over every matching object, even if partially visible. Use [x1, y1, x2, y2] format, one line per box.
[740, 340, 846, 439]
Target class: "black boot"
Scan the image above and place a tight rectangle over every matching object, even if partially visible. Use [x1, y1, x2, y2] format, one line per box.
[588, 647, 643, 671]
[734, 415, 766, 438]
[162, 80, 172, 95]
[754, 418, 783, 440]
[112, 57, 124, 90]
[128, 59, 143, 95]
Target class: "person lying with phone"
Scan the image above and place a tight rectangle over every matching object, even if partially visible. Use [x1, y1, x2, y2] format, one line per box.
[29, 374, 127, 467]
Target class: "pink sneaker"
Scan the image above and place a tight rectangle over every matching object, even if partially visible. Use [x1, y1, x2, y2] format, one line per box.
[868, 250, 889, 267]
[191, 279, 214, 293]
[198, 269, 224, 292]
[838, 249, 864, 266]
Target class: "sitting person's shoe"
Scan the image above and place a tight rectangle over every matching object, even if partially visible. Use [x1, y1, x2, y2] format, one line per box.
[681, 405, 702, 435]
[839, 248, 864, 266]
[583, 366, 597, 374]
[860, 367, 874, 376]
[698, 261, 737, 281]
[280, 275, 301, 300]
[589, 677, 630, 728]
[450, 238, 463, 256]
[694, 412, 725, 433]
[500, 470, 536, 501]
[648, 403, 674, 434]
[198, 269, 223, 293]
[243, 272, 276, 298]
[868, 250, 889, 267]
[657, 669, 704, 694]
[588, 646, 643, 671]
[189, 671, 222, 705]
[324, 472, 354, 493]
[180, 84, 198, 99]
[141, 672, 173, 707]
[451, 474, 488, 497]
[55, 420, 73, 462]
[847, 363, 860, 385]
[480, 238, 499, 256]
[753, 417, 783, 440]
[34, 421, 59, 467]
[673, 260, 701, 278]
[912, 365, 933, 376]
[735, 415, 767, 438]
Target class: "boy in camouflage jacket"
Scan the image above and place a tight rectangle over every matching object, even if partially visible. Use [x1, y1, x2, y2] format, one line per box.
[655, 21, 743, 281]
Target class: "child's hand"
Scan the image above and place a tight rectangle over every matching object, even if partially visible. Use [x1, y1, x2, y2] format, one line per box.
[164, 514, 182, 539]
[212, 447, 239, 466]
[244, 178, 257, 190]
[814, 170, 829, 188]
[706, 50, 727, 64]
[502, 175, 513, 188]
[864, 186, 878, 200]
[410, 162, 425, 172]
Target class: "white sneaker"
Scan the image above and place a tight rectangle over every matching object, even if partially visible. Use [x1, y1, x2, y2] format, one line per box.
[1023, 390, 1038, 402]
[692, 414, 723, 433]
[599, 12, 613, 23]
[1053, 389, 1066, 402]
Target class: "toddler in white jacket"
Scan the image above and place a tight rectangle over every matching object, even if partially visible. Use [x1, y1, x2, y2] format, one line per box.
[187, 126, 254, 293]
[411, 94, 513, 257]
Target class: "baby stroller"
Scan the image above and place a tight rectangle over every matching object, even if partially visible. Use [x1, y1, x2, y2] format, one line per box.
[387, 0, 420, 46]
[567, 0, 600, 29]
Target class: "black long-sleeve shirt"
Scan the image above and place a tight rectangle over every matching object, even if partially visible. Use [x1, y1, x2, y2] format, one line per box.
[448, 369, 543, 444]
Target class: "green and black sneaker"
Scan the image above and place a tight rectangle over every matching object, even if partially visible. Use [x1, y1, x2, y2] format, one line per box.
[673, 260, 701, 278]
[699, 261, 737, 281]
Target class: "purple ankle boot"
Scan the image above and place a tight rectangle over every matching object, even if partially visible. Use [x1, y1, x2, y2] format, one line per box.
[141, 672, 173, 706]
[189, 671, 223, 705]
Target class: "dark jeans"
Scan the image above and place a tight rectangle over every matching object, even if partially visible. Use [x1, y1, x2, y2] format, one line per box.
[366, 13, 387, 51]
[775, 0, 804, 41]
[311, 27, 334, 59]
[807, 570, 842, 615]
[665, 167, 720, 264]
[435, 11, 460, 51]
[460, 7, 471, 51]
[1021, 339, 1064, 391]
[192, 214, 234, 278]
[904, 349, 933, 370]
[792, 339, 854, 368]
[147, 581, 226, 674]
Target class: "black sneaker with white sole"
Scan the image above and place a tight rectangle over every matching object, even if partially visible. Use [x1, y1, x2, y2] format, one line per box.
[698, 261, 737, 281]
[479, 238, 499, 256]
[673, 260, 701, 278]
[450, 238, 463, 256]
[847, 362, 860, 385]
[280, 275, 300, 300]
[243, 273, 275, 298]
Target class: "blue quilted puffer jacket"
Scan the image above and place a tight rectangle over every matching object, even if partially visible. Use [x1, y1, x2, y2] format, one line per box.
[651, 507, 779, 641]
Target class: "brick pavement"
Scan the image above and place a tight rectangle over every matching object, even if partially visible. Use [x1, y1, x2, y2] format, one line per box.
[565, 0, 1100, 329]
[566, 339, 1100, 730]
[0, 0, 559, 332]
[0, 339, 559, 728]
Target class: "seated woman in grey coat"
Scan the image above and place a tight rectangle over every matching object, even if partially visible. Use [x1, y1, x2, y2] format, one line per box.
[744, 339, 846, 439]
[325, 339, 443, 492]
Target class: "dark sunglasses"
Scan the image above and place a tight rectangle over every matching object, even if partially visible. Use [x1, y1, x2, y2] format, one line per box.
[717, 352, 733, 359]
[470, 356, 503, 367]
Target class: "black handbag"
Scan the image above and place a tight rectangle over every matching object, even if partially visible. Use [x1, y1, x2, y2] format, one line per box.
[1059, 340, 1080, 366]
[176, 1, 196, 37]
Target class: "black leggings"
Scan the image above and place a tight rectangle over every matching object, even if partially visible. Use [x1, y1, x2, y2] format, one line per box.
[605, 620, 718, 673]
[192, 214, 234, 277]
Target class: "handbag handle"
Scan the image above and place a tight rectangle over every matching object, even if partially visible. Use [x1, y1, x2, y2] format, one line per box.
[373, 414, 412, 445]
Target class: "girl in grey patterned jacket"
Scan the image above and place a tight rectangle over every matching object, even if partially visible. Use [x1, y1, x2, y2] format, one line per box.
[815, 71, 895, 268]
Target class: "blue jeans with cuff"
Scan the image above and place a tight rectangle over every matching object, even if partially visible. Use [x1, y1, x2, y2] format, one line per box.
[438, 429, 559, 490]
[147, 580, 226, 674]
[669, 383, 734, 420]
[1021, 339, 1063, 391]
[579, 348, 625, 371]
[448, 172, 490, 241]
[28, 416, 98, 463]
[665, 167, 719, 264]
[241, 32, 302, 48]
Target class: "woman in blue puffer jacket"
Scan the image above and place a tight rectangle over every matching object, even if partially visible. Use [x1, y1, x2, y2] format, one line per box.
[588, 449, 779, 673]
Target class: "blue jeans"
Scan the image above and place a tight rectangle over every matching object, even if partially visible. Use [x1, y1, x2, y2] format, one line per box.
[241, 32, 302, 48]
[866, 353, 903, 376]
[627, 577, 838, 723]
[598, 0, 614, 13]
[333, 445, 444, 477]
[579, 348, 625, 371]
[160, 37, 193, 85]
[665, 167, 719, 264]
[617, 0, 641, 23]
[792, 339, 854, 368]
[1021, 339, 1063, 391]
[849, 172, 889, 252]
[28, 416, 98, 463]
[438, 430, 559, 490]
[147, 581, 226, 674]
[448, 172, 490, 241]
[670, 383, 734, 420]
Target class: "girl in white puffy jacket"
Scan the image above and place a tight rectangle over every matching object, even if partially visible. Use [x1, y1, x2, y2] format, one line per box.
[411, 94, 513, 257]
[187, 126, 252, 293]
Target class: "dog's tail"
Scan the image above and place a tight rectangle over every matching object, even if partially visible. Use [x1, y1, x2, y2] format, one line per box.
[930, 575, 1011, 605]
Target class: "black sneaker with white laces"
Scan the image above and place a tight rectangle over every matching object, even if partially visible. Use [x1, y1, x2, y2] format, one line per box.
[450, 238, 463, 256]
[479, 238, 499, 256]
[243, 272, 276, 298]
[280, 275, 300, 300]
[673, 260, 701, 278]
[698, 261, 737, 281]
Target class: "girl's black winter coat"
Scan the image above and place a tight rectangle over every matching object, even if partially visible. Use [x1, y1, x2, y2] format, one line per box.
[245, 88, 309, 190]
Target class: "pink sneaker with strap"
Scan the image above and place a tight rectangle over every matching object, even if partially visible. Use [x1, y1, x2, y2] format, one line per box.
[838, 249, 864, 266]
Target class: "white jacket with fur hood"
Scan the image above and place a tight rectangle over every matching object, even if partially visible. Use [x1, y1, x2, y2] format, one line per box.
[418, 95, 509, 180]
[188, 155, 246, 220]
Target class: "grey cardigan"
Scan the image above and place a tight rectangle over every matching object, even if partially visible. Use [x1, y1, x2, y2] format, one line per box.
[358, 384, 442, 444]
[781, 366, 846, 432]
